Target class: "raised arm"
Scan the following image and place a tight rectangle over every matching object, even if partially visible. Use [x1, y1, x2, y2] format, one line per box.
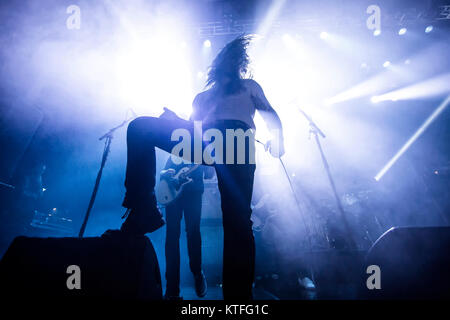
[249, 79, 285, 157]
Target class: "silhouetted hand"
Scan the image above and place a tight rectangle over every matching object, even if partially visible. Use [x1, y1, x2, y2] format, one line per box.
[160, 168, 175, 179]
[159, 107, 180, 120]
[265, 136, 285, 158]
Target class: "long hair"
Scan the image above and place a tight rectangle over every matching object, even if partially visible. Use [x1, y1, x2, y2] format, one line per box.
[206, 35, 252, 93]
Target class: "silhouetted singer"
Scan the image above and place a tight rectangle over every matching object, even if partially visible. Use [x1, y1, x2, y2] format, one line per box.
[119, 35, 284, 299]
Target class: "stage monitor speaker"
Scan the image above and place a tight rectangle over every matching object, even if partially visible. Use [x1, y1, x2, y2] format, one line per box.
[363, 226, 450, 299]
[0, 234, 162, 300]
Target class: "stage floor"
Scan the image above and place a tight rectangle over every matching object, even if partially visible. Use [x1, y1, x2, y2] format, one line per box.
[179, 286, 280, 300]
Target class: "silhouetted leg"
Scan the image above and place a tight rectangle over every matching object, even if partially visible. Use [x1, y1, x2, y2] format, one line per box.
[123, 116, 193, 208]
[165, 200, 183, 297]
[183, 191, 203, 276]
[215, 163, 256, 300]
[121, 116, 194, 234]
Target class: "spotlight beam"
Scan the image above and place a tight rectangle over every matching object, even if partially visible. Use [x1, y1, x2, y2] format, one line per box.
[256, 0, 287, 37]
[369, 73, 450, 102]
[374, 95, 450, 181]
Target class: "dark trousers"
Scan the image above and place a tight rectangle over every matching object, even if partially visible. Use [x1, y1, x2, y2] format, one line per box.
[215, 163, 255, 299]
[165, 190, 203, 296]
[124, 116, 255, 299]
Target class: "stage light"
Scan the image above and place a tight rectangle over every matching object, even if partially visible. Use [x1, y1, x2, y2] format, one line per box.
[282, 33, 291, 41]
[425, 25, 433, 33]
[404, 59, 411, 65]
[371, 96, 380, 103]
[282, 33, 296, 48]
[115, 34, 195, 116]
[203, 39, 211, 48]
[319, 32, 329, 40]
[373, 29, 381, 36]
[375, 95, 450, 181]
[398, 28, 407, 35]
[383, 61, 391, 68]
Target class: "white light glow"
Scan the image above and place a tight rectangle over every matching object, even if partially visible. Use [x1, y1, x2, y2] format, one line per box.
[319, 31, 329, 40]
[114, 33, 194, 117]
[282, 33, 291, 42]
[203, 39, 211, 48]
[368, 73, 450, 102]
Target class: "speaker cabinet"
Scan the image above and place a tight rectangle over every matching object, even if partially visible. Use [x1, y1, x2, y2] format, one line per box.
[363, 226, 450, 299]
[0, 235, 162, 300]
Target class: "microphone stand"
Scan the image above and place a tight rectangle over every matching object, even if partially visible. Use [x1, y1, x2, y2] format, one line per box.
[255, 139, 317, 283]
[298, 108, 357, 251]
[78, 116, 134, 238]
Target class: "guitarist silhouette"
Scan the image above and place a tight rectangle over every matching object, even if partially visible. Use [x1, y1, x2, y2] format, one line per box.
[160, 156, 214, 300]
